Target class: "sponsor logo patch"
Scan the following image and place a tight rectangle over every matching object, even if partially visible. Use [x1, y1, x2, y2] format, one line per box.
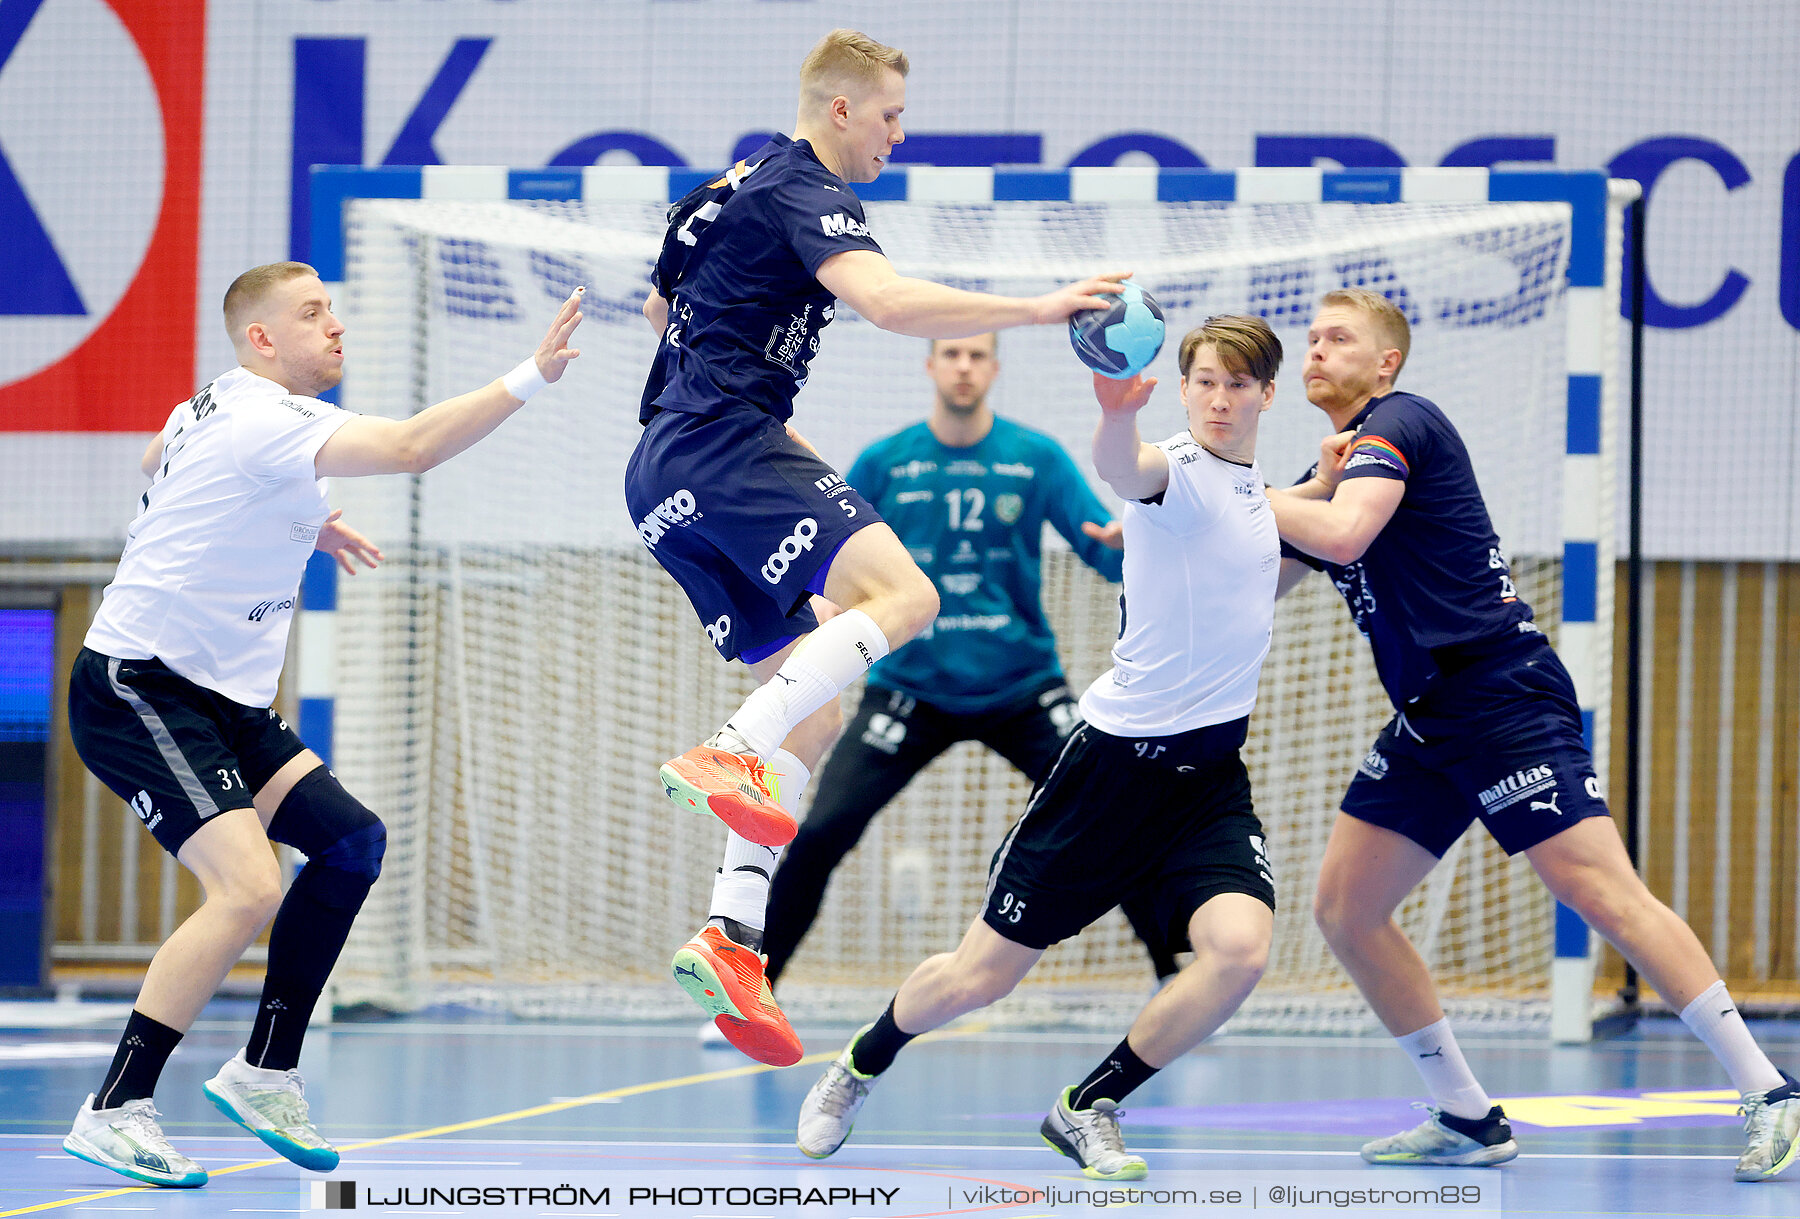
[248, 596, 295, 623]
[819, 212, 873, 239]
[704, 615, 731, 648]
[637, 489, 701, 549]
[1358, 747, 1389, 780]
[761, 517, 819, 584]
[129, 790, 160, 832]
[1478, 763, 1557, 814]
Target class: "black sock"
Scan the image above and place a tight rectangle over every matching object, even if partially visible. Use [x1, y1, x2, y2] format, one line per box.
[848, 998, 916, 1076]
[709, 914, 763, 955]
[1071, 1036, 1158, 1110]
[95, 1011, 183, 1109]
[246, 865, 361, 1072]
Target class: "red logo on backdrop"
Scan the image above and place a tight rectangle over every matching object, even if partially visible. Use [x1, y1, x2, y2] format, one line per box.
[0, 0, 202, 432]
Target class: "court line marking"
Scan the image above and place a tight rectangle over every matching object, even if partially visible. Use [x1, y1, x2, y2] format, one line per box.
[0, 1027, 987, 1217]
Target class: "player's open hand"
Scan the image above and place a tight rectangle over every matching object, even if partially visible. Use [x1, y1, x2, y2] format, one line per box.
[1093, 370, 1156, 415]
[1316, 429, 1356, 492]
[1032, 271, 1130, 324]
[1082, 519, 1125, 551]
[534, 287, 585, 383]
[315, 509, 382, 575]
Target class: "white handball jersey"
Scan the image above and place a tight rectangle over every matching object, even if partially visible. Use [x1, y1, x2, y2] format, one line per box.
[86, 367, 354, 707]
[1079, 433, 1281, 737]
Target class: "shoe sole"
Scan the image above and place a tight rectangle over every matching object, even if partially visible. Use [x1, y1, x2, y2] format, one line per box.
[202, 1081, 341, 1172]
[1361, 1139, 1519, 1167]
[1038, 1126, 1148, 1181]
[63, 1135, 208, 1188]
[797, 1128, 851, 1160]
[659, 763, 796, 847]
[669, 946, 801, 1067]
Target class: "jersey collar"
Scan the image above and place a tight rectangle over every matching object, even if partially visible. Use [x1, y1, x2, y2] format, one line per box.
[1347, 389, 1401, 432]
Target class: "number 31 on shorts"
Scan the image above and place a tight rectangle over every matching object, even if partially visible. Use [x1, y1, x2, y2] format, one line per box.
[996, 892, 1026, 923]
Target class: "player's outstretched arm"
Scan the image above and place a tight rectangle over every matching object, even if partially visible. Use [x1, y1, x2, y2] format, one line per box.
[1267, 476, 1404, 565]
[817, 250, 1125, 338]
[315, 288, 584, 478]
[1090, 372, 1169, 502]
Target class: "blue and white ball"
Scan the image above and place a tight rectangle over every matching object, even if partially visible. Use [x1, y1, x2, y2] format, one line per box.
[1068, 282, 1165, 379]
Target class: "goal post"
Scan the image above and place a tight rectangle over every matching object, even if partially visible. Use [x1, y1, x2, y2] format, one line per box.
[304, 164, 1623, 1039]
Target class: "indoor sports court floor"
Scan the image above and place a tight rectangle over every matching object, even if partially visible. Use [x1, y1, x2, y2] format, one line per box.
[2, 1001, 1796, 1218]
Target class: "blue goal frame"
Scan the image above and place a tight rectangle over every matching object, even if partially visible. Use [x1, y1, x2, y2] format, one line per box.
[306, 163, 1619, 1041]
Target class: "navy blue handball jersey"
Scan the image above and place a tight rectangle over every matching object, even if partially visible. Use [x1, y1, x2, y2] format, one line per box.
[1286, 391, 1537, 707]
[641, 134, 884, 424]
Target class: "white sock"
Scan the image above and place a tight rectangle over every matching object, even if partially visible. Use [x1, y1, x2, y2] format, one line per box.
[717, 609, 889, 759]
[1396, 1018, 1493, 1120]
[709, 750, 811, 931]
[1680, 980, 1784, 1094]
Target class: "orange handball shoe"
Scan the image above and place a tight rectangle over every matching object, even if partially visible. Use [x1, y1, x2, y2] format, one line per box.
[659, 746, 797, 847]
[671, 924, 803, 1067]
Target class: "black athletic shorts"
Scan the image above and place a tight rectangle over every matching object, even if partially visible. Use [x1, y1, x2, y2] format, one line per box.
[68, 648, 309, 855]
[1341, 634, 1612, 857]
[982, 717, 1276, 951]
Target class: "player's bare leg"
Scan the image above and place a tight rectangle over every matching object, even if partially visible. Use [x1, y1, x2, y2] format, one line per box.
[67, 804, 286, 1188]
[797, 920, 1040, 1158]
[1526, 816, 1720, 1011]
[1313, 814, 1516, 1165]
[1311, 813, 1444, 1035]
[134, 811, 284, 1031]
[1122, 894, 1270, 1063]
[1526, 816, 1796, 1179]
[663, 526, 936, 842]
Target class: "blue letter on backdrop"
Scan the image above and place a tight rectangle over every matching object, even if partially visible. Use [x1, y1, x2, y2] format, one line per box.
[1608, 136, 1752, 328]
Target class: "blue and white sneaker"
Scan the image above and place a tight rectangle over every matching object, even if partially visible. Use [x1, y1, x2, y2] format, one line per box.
[63, 1093, 207, 1188]
[1736, 1070, 1800, 1181]
[1361, 1103, 1518, 1166]
[203, 1049, 339, 1171]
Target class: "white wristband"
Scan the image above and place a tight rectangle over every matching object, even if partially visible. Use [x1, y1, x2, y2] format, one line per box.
[502, 357, 548, 403]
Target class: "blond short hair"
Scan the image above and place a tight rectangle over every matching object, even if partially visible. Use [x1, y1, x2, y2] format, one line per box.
[799, 28, 908, 107]
[1321, 287, 1410, 377]
[1178, 314, 1283, 385]
[224, 261, 317, 339]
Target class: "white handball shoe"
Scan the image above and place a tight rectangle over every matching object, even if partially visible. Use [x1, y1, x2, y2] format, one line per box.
[202, 1049, 339, 1171]
[1360, 1103, 1518, 1166]
[63, 1094, 207, 1188]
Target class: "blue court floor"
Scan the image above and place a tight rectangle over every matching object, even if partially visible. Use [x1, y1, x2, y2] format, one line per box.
[2, 1001, 1796, 1218]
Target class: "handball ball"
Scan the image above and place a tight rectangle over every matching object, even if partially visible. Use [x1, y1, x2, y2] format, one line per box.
[1069, 281, 1165, 379]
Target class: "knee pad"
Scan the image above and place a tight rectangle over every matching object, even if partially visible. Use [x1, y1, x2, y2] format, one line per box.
[269, 766, 387, 890]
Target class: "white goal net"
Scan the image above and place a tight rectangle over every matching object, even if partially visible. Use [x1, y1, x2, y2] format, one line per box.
[326, 187, 1611, 1032]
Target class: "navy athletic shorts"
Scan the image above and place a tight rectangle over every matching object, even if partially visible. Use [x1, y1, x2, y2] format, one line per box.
[625, 406, 881, 662]
[1341, 634, 1612, 857]
[982, 718, 1275, 951]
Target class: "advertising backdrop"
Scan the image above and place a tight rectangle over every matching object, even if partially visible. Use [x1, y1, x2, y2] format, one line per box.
[2, 0, 1795, 557]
